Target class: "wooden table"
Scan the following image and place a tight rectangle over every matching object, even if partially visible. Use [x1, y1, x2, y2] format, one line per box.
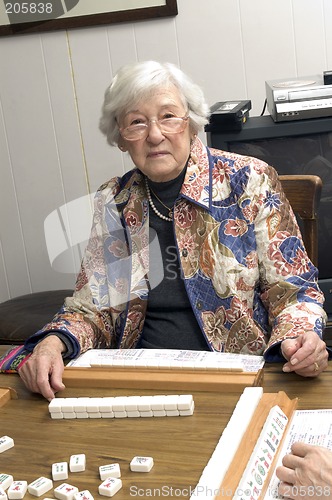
[1, 355, 331, 500]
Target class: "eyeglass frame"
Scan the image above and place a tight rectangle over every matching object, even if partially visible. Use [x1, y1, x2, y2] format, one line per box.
[118, 115, 190, 141]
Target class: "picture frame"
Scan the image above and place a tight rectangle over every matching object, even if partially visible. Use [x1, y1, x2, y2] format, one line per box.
[0, 0, 178, 37]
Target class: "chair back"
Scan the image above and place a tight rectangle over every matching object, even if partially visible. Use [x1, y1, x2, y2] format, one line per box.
[279, 174, 322, 266]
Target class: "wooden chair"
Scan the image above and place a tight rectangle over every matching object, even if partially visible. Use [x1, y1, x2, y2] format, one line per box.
[279, 174, 322, 266]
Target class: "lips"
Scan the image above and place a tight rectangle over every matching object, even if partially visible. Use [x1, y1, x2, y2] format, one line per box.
[148, 151, 169, 157]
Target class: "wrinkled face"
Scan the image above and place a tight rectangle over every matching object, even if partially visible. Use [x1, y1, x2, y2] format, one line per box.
[118, 85, 193, 182]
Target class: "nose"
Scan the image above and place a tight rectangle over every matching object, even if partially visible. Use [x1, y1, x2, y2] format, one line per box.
[146, 120, 165, 143]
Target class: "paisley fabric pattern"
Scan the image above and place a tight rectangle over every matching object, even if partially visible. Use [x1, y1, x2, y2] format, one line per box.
[24, 137, 326, 360]
[0, 345, 31, 373]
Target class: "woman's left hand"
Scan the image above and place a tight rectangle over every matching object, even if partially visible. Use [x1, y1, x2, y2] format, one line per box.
[281, 331, 328, 377]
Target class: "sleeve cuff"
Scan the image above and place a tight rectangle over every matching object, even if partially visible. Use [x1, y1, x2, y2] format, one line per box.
[264, 341, 286, 363]
[24, 329, 80, 359]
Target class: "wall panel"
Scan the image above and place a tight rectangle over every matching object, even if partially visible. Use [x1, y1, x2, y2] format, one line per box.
[0, 92, 32, 298]
[134, 17, 178, 63]
[292, 0, 326, 76]
[41, 31, 89, 203]
[323, 0, 332, 68]
[68, 27, 127, 193]
[175, 0, 247, 109]
[239, 0, 296, 116]
[0, 34, 79, 293]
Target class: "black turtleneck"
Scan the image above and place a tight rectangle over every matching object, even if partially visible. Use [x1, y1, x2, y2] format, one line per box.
[138, 168, 208, 351]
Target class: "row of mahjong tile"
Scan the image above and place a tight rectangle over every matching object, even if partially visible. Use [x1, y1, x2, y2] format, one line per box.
[0, 456, 153, 499]
[48, 394, 194, 419]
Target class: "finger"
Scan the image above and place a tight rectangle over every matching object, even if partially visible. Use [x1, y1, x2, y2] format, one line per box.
[281, 339, 299, 360]
[49, 361, 66, 394]
[38, 383, 56, 402]
[290, 442, 313, 458]
[288, 338, 326, 372]
[292, 364, 324, 378]
[293, 352, 329, 377]
[276, 464, 295, 484]
[277, 480, 295, 499]
[282, 453, 303, 470]
[19, 364, 55, 401]
[289, 342, 318, 367]
[34, 369, 57, 401]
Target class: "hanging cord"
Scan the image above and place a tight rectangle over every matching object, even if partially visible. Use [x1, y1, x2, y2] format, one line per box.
[260, 98, 267, 116]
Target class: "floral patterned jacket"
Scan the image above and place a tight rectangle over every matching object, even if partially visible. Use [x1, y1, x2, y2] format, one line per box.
[26, 137, 326, 360]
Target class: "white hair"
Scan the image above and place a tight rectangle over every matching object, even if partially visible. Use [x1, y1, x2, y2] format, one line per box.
[99, 60, 210, 146]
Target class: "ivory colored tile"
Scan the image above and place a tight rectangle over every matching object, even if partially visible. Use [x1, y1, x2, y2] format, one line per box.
[54, 483, 79, 500]
[74, 490, 94, 500]
[99, 463, 121, 481]
[28, 477, 53, 497]
[69, 454, 86, 472]
[7, 481, 28, 500]
[98, 478, 122, 497]
[0, 437, 14, 454]
[130, 456, 154, 472]
[0, 475, 13, 490]
[52, 462, 68, 481]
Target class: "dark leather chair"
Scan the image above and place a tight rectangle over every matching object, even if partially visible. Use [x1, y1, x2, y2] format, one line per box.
[0, 289, 73, 345]
[279, 174, 322, 266]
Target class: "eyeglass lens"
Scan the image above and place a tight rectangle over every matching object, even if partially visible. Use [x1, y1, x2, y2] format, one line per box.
[121, 117, 188, 140]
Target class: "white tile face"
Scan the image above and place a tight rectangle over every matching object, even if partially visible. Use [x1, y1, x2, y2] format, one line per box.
[0, 475, 13, 490]
[74, 491, 94, 500]
[27, 477, 53, 497]
[52, 462, 68, 481]
[69, 454, 86, 472]
[99, 463, 121, 481]
[7, 482, 27, 500]
[54, 483, 79, 500]
[98, 478, 122, 497]
[0, 487, 7, 500]
[130, 456, 154, 473]
[0, 436, 14, 454]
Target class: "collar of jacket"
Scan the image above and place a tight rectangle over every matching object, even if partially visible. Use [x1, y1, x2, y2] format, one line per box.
[179, 136, 212, 211]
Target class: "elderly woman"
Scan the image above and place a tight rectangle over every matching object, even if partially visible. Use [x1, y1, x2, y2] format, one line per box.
[17, 61, 328, 400]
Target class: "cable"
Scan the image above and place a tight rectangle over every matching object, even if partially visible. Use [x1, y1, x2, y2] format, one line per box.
[260, 98, 267, 116]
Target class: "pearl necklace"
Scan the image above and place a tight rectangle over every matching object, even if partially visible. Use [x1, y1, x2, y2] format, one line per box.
[144, 177, 173, 222]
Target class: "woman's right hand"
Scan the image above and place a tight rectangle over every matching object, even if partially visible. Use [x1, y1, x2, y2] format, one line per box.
[18, 335, 66, 401]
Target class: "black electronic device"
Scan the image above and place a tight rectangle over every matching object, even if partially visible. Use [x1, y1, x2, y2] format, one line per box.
[205, 100, 252, 132]
[324, 70, 332, 85]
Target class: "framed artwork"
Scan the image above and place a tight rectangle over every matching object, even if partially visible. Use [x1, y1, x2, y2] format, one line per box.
[0, 0, 178, 36]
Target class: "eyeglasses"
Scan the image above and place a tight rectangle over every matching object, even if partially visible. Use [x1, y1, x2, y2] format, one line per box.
[119, 115, 189, 141]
